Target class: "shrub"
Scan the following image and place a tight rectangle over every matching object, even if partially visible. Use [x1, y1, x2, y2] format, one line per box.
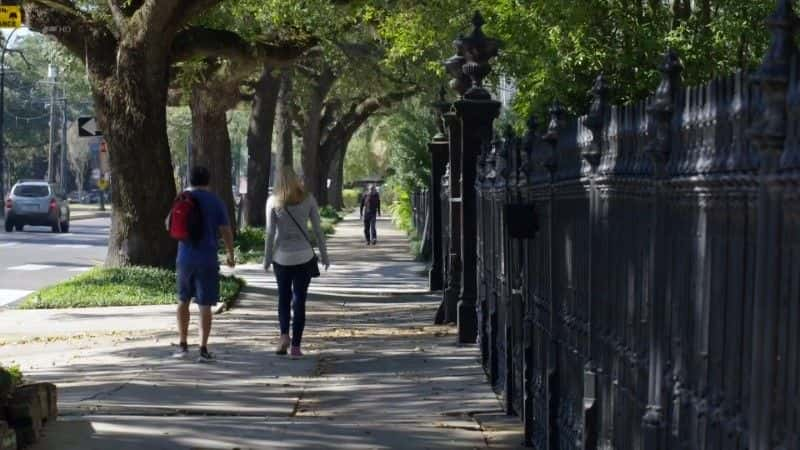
[319, 205, 343, 222]
[388, 188, 414, 234]
[235, 227, 265, 253]
[342, 188, 361, 209]
[0, 364, 23, 387]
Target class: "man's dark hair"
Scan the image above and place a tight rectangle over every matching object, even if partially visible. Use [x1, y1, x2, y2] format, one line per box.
[190, 166, 211, 187]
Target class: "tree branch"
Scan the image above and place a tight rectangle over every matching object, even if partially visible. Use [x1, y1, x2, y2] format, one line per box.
[320, 87, 418, 162]
[24, 0, 117, 68]
[173, 27, 313, 68]
[107, 0, 128, 33]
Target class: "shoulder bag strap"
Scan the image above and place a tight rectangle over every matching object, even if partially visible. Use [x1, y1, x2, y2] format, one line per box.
[283, 206, 318, 257]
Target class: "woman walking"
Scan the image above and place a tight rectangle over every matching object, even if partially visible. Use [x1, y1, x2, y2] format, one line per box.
[264, 166, 330, 358]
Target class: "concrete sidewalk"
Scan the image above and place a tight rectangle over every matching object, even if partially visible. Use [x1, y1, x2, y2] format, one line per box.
[11, 211, 524, 449]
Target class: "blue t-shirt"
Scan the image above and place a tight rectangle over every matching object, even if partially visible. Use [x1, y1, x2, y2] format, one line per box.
[176, 189, 229, 267]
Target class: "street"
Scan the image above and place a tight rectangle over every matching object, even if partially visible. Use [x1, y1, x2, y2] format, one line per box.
[0, 217, 108, 307]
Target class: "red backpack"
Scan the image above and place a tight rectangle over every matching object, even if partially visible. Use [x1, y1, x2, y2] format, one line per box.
[168, 192, 204, 242]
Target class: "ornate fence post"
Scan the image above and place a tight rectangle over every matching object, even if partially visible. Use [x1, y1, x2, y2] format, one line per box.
[429, 87, 450, 293]
[542, 100, 564, 449]
[642, 49, 683, 450]
[453, 11, 502, 344]
[747, 1, 795, 448]
[521, 115, 538, 446]
[441, 44, 471, 325]
[582, 74, 609, 449]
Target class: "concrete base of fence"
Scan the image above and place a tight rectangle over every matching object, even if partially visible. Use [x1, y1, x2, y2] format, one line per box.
[457, 299, 477, 343]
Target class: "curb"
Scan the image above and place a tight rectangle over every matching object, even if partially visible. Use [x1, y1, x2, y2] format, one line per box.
[71, 211, 111, 222]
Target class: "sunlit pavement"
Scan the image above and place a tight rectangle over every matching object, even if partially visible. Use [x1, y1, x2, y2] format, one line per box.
[7, 213, 523, 449]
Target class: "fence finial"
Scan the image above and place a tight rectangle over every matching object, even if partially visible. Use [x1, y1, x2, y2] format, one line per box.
[584, 74, 609, 169]
[432, 85, 450, 141]
[646, 50, 683, 171]
[460, 11, 501, 100]
[496, 125, 513, 187]
[518, 115, 537, 185]
[748, 0, 797, 166]
[543, 101, 564, 174]
[443, 39, 471, 97]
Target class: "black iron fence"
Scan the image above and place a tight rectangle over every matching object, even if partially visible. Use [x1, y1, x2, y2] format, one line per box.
[430, 4, 800, 449]
[410, 189, 429, 238]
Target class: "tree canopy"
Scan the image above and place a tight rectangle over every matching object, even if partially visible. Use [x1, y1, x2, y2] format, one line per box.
[377, 0, 775, 119]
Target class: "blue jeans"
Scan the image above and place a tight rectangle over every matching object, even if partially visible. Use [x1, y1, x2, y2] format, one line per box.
[363, 213, 377, 242]
[273, 261, 312, 347]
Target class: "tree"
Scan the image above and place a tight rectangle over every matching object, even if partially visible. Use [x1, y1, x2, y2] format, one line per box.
[22, 0, 348, 267]
[243, 65, 280, 227]
[2, 33, 92, 195]
[291, 36, 422, 207]
[274, 68, 295, 170]
[180, 30, 309, 230]
[377, 0, 774, 120]
[23, 0, 231, 267]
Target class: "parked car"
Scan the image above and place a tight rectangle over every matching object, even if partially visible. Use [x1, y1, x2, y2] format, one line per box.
[81, 190, 102, 204]
[67, 191, 82, 203]
[4, 180, 70, 233]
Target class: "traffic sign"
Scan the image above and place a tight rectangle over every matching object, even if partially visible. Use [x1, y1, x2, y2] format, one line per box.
[91, 168, 101, 180]
[0, 6, 22, 28]
[99, 140, 110, 173]
[78, 117, 103, 137]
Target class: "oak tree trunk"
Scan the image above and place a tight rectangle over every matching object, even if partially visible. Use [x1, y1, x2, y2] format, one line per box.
[275, 68, 295, 169]
[190, 86, 237, 230]
[244, 65, 279, 227]
[326, 145, 345, 209]
[96, 48, 178, 268]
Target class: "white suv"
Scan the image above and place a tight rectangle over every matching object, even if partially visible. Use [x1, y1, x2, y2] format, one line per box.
[4, 180, 70, 233]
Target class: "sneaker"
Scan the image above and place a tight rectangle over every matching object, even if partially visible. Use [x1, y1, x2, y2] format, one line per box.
[172, 342, 189, 358]
[197, 346, 215, 363]
[290, 346, 303, 359]
[276, 334, 290, 355]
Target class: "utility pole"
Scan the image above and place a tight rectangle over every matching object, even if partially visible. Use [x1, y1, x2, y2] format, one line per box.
[60, 97, 68, 193]
[46, 64, 58, 184]
[0, 27, 27, 216]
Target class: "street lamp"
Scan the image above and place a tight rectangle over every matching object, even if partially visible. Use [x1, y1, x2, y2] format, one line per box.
[0, 27, 29, 218]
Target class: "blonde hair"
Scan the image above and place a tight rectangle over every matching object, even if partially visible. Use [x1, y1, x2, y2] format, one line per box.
[273, 165, 306, 207]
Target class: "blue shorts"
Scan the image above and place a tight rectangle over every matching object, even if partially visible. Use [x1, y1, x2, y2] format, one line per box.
[177, 264, 220, 306]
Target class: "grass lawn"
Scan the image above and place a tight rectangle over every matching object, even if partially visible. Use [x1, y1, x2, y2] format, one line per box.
[19, 267, 244, 309]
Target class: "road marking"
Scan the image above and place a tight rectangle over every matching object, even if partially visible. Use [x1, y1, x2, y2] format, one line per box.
[0, 243, 19, 248]
[0, 289, 32, 306]
[7, 264, 56, 271]
[54, 244, 91, 249]
[67, 267, 92, 272]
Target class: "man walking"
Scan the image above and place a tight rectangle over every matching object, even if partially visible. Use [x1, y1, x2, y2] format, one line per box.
[174, 166, 235, 361]
[360, 184, 381, 245]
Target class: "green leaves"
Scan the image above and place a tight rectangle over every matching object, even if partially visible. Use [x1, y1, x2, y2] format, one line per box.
[20, 267, 243, 309]
[373, 0, 775, 124]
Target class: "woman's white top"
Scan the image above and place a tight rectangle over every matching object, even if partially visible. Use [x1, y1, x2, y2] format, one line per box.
[264, 194, 330, 267]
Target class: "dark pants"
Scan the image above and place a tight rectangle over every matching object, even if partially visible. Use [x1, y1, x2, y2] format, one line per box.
[363, 213, 377, 242]
[273, 262, 312, 347]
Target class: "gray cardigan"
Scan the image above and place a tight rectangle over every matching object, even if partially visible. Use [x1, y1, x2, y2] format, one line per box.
[264, 194, 329, 267]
